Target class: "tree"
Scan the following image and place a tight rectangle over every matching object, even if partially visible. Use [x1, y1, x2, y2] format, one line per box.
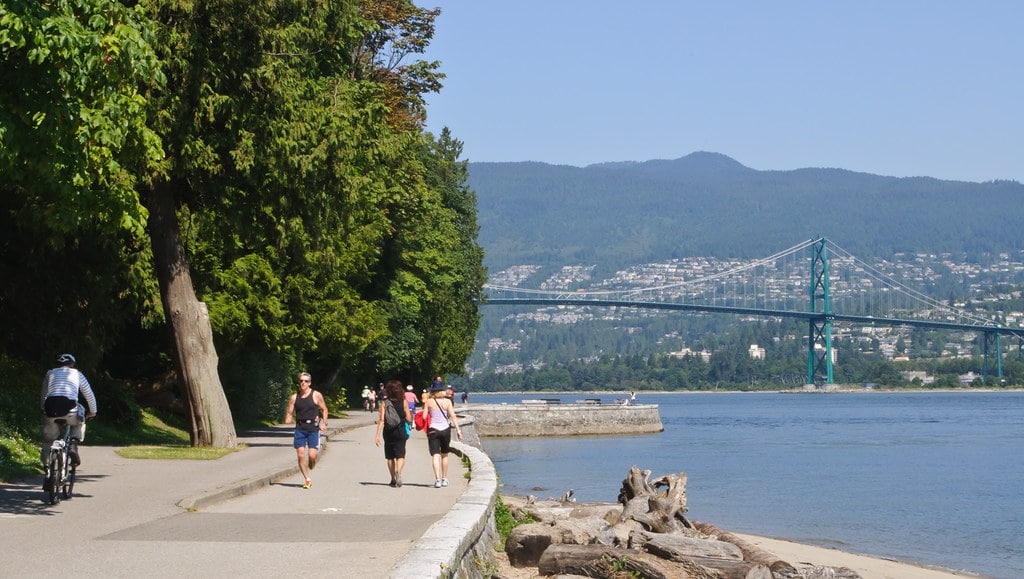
[1, 0, 164, 364]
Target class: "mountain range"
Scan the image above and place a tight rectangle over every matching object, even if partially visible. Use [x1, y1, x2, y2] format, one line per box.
[467, 152, 1024, 275]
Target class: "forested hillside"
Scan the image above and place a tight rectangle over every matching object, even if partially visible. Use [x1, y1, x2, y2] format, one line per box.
[469, 152, 1024, 272]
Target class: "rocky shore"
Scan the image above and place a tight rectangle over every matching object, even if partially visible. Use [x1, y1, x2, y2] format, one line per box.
[492, 466, 983, 579]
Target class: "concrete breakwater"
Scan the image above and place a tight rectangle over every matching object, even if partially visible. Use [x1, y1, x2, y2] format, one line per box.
[464, 402, 663, 436]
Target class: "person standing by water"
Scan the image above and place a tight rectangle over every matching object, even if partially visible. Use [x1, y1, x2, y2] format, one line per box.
[375, 380, 412, 487]
[423, 378, 462, 488]
[284, 372, 328, 489]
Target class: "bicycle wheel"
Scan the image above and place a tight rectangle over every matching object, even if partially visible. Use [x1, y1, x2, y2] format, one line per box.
[46, 453, 61, 505]
[62, 458, 75, 499]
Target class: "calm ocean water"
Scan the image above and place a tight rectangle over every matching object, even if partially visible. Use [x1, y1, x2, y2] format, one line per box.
[470, 391, 1024, 579]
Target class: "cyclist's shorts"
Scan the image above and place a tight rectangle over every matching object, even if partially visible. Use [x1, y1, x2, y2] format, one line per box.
[43, 397, 77, 418]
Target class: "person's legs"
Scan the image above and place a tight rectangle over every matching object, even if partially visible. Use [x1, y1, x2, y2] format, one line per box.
[293, 429, 312, 487]
[393, 437, 407, 485]
[296, 446, 310, 482]
[40, 416, 60, 467]
[69, 404, 86, 442]
[438, 429, 452, 485]
[427, 431, 443, 485]
[394, 457, 405, 486]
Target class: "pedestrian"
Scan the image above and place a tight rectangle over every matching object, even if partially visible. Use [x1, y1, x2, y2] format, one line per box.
[367, 387, 376, 412]
[460, 390, 469, 405]
[284, 372, 328, 489]
[404, 384, 417, 416]
[40, 353, 97, 485]
[375, 380, 412, 487]
[423, 378, 462, 488]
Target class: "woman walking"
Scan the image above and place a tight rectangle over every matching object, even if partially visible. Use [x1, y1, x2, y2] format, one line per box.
[374, 380, 412, 487]
[422, 378, 462, 487]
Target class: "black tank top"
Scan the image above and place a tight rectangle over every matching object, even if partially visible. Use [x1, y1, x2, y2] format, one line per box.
[295, 391, 319, 423]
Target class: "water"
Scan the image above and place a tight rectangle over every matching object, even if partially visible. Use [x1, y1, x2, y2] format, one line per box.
[471, 391, 1024, 578]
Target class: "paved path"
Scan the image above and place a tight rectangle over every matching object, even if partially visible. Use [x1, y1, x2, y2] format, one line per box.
[0, 410, 468, 578]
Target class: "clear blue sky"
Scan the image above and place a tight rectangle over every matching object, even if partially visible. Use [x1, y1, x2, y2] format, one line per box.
[421, 1, 1023, 183]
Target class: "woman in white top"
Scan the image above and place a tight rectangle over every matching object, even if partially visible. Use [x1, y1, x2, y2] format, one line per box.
[422, 378, 462, 487]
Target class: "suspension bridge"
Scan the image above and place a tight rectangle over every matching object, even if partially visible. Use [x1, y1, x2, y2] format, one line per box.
[482, 237, 1024, 386]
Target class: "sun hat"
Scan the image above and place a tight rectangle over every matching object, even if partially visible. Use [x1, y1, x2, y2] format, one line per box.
[406, 385, 413, 391]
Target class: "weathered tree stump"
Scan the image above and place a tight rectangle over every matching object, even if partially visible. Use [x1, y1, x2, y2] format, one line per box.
[618, 465, 694, 533]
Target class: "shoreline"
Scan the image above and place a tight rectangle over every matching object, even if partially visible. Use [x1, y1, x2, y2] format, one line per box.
[730, 532, 986, 578]
[497, 494, 989, 579]
[470, 387, 1023, 396]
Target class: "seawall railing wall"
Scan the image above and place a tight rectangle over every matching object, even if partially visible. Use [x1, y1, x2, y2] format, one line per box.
[464, 403, 664, 436]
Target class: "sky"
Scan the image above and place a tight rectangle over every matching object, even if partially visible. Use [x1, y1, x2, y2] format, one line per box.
[421, 1, 1023, 183]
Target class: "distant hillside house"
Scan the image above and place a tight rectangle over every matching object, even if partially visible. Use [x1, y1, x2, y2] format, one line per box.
[901, 371, 934, 384]
[669, 347, 711, 362]
[748, 344, 766, 360]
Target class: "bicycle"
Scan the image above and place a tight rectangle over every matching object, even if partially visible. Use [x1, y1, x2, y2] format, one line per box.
[43, 417, 77, 505]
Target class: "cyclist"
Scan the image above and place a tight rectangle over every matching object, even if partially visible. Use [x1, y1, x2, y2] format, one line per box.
[41, 354, 97, 478]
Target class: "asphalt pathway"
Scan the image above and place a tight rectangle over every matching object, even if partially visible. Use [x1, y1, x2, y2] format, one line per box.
[0, 410, 466, 578]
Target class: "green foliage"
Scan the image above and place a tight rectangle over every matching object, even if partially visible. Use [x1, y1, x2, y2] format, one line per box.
[601, 554, 643, 578]
[0, 431, 39, 482]
[493, 495, 535, 550]
[469, 155, 1024, 272]
[0, 0, 164, 364]
[218, 347, 295, 428]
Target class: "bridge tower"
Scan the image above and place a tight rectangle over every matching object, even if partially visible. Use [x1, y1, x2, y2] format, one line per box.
[982, 331, 1002, 383]
[807, 237, 834, 386]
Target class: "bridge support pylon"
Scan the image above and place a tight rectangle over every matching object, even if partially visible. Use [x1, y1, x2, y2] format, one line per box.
[982, 331, 1002, 384]
[807, 237, 834, 387]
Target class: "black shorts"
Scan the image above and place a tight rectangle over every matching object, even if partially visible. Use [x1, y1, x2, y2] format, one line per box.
[427, 427, 452, 455]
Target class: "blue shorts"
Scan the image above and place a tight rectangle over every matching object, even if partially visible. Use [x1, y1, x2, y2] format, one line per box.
[293, 428, 320, 449]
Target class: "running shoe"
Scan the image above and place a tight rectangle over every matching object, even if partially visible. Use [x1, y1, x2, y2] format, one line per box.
[434, 479, 442, 488]
[441, 478, 449, 487]
[303, 479, 312, 489]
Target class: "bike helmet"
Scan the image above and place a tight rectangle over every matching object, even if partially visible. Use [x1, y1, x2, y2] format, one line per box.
[56, 353, 76, 365]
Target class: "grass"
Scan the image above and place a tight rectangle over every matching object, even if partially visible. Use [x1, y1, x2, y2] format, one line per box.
[0, 408, 243, 482]
[111, 410, 242, 460]
[115, 445, 239, 460]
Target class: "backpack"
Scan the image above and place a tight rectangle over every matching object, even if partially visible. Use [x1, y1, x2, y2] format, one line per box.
[384, 400, 402, 429]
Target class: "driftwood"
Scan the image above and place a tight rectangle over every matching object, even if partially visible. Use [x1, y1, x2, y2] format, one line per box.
[502, 466, 862, 579]
[537, 544, 718, 579]
[618, 465, 694, 533]
[693, 521, 799, 576]
[635, 530, 745, 560]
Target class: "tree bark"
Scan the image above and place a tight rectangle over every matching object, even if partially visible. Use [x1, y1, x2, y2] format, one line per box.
[146, 182, 237, 447]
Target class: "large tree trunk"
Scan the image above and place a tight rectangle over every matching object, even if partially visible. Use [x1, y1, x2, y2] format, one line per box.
[146, 182, 237, 448]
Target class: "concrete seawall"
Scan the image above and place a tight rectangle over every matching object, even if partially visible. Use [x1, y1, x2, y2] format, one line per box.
[389, 416, 501, 579]
[464, 403, 663, 436]
[388, 404, 662, 577]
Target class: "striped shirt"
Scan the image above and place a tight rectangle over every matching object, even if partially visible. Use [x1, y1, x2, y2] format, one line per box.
[41, 367, 97, 415]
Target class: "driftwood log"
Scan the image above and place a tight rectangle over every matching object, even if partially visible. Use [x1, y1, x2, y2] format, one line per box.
[618, 465, 694, 533]
[537, 544, 718, 579]
[693, 522, 799, 577]
[502, 467, 861, 579]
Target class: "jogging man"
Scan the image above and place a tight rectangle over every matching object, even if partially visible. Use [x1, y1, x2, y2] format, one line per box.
[284, 372, 328, 489]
